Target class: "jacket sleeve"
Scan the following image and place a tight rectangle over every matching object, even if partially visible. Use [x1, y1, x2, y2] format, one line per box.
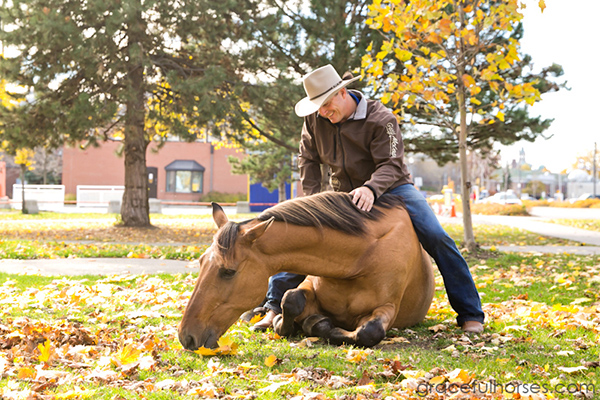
[363, 115, 410, 198]
[298, 120, 323, 196]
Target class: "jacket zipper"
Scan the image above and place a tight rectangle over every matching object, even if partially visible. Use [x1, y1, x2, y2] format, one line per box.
[336, 124, 355, 189]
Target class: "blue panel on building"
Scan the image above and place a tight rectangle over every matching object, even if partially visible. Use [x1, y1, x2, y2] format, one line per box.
[249, 183, 292, 212]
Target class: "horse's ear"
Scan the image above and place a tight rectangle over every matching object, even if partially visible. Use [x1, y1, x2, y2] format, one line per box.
[212, 202, 229, 228]
[240, 217, 275, 243]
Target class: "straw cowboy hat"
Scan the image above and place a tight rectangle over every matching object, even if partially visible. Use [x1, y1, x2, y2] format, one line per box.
[295, 64, 360, 117]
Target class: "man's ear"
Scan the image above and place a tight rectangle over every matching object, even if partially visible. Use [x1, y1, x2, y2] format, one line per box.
[240, 217, 275, 243]
[212, 202, 229, 228]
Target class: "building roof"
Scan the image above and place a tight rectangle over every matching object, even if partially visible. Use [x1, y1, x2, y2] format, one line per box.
[164, 160, 206, 172]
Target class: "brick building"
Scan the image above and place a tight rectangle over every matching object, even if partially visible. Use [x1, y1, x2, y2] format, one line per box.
[62, 140, 248, 202]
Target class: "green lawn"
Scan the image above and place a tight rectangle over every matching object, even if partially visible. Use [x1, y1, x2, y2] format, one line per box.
[0, 213, 598, 399]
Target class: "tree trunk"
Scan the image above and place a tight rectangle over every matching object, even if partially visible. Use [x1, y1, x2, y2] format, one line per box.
[457, 88, 476, 251]
[120, 2, 150, 227]
[278, 179, 286, 203]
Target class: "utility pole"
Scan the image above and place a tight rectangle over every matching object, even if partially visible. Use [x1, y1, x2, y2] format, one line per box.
[594, 142, 597, 197]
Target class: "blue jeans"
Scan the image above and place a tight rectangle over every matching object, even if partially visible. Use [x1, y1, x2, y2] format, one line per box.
[264, 184, 485, 326]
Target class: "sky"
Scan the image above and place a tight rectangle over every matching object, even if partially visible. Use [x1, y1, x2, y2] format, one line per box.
[497, 0, 600, 173]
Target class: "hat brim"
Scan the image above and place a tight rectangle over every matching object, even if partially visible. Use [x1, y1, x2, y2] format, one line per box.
[294, 76, 360, 117]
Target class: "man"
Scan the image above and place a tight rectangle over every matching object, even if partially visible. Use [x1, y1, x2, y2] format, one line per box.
[253, 64, 485, 334]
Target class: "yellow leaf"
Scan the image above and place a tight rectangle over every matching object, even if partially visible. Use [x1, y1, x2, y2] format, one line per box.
[539, 0, 546, 12]
[264, 355, 278, 367]
[447, 368, 474, 384]
[215, 335, 239, 355]
[113, 343, 141, 366]
[462, 74, 476, 87]
[394, 49, 413, 62]
[38, 339, 54, 363]
[345, 349, 371, 363]
[17, 367, 36, 379]
[248, 313, 263, 324]
[496, 111, 505, 122]
[194, 346, 217, 357]
[429, 375, 446, 384]
[237, 362, 259, 371]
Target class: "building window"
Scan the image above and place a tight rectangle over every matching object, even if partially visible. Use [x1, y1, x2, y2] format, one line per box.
[165, 160, 205, 193]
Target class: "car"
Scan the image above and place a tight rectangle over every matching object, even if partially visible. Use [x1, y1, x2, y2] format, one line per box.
[480, 191, 523, 205]
[577, 193, 600, 201]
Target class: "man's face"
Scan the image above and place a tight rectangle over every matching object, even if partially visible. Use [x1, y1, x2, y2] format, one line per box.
[318, 90, 346, 124]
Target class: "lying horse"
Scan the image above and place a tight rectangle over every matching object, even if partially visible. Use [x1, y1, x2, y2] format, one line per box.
[178, 191, 434, 350]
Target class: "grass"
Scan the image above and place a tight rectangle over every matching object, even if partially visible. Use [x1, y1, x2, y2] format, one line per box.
[0, 212, 580, 262]
[547, 219, 600, 233]
[0, 251, 598, 399]
[0, 212, 599, 399]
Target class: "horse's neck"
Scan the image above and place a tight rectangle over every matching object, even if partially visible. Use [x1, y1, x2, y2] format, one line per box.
[255, 222, 369, 278]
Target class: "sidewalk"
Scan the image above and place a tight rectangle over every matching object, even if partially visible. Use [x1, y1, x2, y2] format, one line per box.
[438, 214, 600, 255]
[0, 258, 198, 276]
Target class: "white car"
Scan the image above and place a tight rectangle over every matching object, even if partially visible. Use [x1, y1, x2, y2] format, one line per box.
[481, 191, 523, 205]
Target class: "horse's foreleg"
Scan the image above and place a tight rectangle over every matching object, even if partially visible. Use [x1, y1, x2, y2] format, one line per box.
[273, 288, 305, 336]
[302, 304, 395, 347]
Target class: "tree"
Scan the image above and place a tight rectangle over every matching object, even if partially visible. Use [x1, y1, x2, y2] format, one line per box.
[572, 148, 599, 178]
[175, 0, 380, 201]
[228, 142, 293, 203]
[362, 0, 563, 250]
[0, 0, 230, 226]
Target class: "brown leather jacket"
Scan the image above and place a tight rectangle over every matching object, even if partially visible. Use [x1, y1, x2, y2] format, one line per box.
[298, 91, 412, 199]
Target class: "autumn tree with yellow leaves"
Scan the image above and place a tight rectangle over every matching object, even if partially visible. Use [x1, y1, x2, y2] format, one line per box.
[362, 0, 564, 250]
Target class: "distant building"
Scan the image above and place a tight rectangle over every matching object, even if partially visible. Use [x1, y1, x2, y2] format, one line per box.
[62, 140, 248, 202]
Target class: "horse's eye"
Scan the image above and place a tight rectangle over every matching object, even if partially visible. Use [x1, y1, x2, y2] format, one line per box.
[218, 268, 236, 280]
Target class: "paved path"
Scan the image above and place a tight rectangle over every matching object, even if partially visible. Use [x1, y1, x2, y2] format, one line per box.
[0, 258, 198, 276]
[438, 213, 600, 255]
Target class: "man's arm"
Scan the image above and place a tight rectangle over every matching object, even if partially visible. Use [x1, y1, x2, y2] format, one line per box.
[298, 120, 322, 196]
[363, 115, 410, 198]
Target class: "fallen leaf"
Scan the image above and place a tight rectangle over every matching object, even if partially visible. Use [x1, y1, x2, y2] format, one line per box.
[264, 354, 278, 367]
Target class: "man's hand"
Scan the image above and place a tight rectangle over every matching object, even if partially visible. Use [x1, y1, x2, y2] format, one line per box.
[350, 186, 375, 212]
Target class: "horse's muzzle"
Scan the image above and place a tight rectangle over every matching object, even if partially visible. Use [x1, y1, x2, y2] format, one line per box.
[178, 326, 219, 350]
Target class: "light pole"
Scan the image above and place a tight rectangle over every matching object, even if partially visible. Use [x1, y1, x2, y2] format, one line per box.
[594, 142, 597, 197]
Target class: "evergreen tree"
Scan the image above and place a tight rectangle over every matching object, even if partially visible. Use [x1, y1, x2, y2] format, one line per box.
[0, 0, 231, 226]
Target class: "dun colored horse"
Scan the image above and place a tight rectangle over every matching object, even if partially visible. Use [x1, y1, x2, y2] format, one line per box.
[178, 191, 434, 350]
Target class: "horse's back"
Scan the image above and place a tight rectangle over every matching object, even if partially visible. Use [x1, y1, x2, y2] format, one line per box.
[370, 205, 435, 328]
[307, 204, 434, 330]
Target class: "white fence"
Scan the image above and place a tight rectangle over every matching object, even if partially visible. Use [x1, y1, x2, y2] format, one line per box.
[12, 184, 65, 211]
[76, 185, 125, 207]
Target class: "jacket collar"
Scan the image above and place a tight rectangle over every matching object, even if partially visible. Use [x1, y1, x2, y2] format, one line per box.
[347, 90, 367, 121]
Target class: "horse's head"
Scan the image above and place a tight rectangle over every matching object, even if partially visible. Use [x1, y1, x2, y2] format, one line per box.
[178, 203, 274, 350]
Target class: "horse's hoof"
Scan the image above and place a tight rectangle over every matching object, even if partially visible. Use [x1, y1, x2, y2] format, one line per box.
[302, 314, 335, 337]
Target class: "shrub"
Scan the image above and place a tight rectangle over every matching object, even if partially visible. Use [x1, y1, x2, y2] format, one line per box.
[198, 191, 247, 203]
[470, 203, 529, 216]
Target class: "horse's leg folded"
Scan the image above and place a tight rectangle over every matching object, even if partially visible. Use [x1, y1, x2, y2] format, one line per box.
[273, 288, 306, 337]
[302, 304, 394, 347]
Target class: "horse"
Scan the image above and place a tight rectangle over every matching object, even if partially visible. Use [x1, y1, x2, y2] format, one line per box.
[178, 191, 434, 350]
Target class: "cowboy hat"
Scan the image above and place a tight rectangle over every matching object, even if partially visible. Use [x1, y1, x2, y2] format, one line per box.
[294, 64, 360, 117]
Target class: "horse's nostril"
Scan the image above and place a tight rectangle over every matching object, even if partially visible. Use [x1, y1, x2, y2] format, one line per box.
[182, 335, 196, 350]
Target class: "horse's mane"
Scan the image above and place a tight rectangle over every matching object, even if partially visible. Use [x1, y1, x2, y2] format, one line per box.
[258, 191, 404, 236]
[214, 191, 404, 258]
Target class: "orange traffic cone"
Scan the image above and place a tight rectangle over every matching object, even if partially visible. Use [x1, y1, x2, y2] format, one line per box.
[450, 203, 457, 218]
